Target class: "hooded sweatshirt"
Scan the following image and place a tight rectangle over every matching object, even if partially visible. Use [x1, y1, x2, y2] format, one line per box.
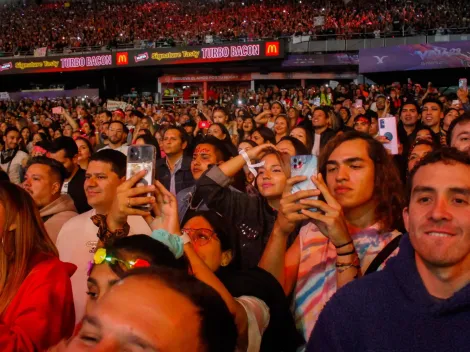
[307, 234, 470, 352]
[40, 194, 78, 243]
[0, 253, 76, 351]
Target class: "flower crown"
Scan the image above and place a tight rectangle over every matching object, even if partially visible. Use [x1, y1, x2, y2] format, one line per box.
[87, 248, 150, 276]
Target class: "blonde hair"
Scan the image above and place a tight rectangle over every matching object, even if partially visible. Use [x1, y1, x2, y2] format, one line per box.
[0, 182, 58, 314]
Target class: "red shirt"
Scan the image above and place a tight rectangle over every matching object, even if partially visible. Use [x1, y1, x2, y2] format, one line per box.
[0, 253, 76, 351]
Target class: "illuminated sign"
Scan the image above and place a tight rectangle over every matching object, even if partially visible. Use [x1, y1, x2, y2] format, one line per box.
[265, 42, 280, 56]
[116, 52, 129, 65]
[61, 55, 112, 69]
[0, 41, 284, 75]
[134, 52, 149, 63]
[0, 62, 12, 72]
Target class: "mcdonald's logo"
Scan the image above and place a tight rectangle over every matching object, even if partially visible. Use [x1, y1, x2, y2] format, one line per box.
[265, 42, 280, 57]
[116, 52, 129, 65]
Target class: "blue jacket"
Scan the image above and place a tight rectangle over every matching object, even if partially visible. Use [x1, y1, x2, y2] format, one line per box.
[307, 234, 470, 352]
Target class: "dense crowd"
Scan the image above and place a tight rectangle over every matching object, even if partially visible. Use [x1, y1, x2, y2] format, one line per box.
[1, 0, 469, 54]
[1, 77, 470, 351]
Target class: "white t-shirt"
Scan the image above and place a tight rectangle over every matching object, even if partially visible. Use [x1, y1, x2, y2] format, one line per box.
[97, 144, 129, 155]
[311, 134, 321, 156]
[56, 209, 152, 322]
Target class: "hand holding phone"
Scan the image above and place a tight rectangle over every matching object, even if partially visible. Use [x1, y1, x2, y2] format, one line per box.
[52, 107, 63, 114]
[198, 121, 211, 129]
[459, 78, 468, 92]
[291, 156, 318, 211]
[126, 145, 157, 210]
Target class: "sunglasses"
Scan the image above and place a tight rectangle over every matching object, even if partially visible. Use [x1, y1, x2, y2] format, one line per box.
[181, 228, 218, 247]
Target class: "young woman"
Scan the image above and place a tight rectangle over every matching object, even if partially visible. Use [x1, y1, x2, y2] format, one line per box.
[239, 117, 256, 142]
[194, 143, 291, 269]
[135, 134, 162, 160]
[290, 126, 313, 152]
[20, 127, 32, 152]
[213, 107, 239, 145]
[273, 115, 290, 143]
[63, 124, 74, 138]
[251, 126, 276, 145]
[276, 136, 309, 157]
[75, 137, 93, 170]
[255, 101, 285, 129]
[140, 116, 155, 136]
[287, 107, 299, 129]
[0, 182, 75, 350]
[407, 139, 436, 174]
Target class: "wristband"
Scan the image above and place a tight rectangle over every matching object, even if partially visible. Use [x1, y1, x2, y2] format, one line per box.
[239, 150, 265, 177]
[151, 229, 190, 259]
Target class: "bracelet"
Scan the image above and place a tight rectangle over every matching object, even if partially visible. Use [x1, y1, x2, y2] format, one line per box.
[334, 240, 353, 249]
[336, 264, 360, 274]
[239, 149, 264, 177]
[336, 256, 360, 273]
[151, 229, 191, 259]
[336, 249, 356, 256]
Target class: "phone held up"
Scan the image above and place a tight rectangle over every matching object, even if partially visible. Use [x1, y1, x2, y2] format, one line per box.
[291, 155, 318, 211]
[459, 78, 468, 92]
[126, 145, 157, 210]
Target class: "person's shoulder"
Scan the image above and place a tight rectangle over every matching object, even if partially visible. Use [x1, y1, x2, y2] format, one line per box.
[59, 210, 92, 230]
[16, 150, 28, 159]
[28, 254, 77, 285]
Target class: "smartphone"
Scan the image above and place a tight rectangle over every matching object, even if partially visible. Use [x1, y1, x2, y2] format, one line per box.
[313, 97, 321, 107]
[355, 99, 363, 108]
[126, 145, 157, 210]
[198, 121, 210, 129]
[52, 107, 63, 114]
[459, 78, 468, 91]
[291, 155, 318, 210]
[379, 117, 399, 155]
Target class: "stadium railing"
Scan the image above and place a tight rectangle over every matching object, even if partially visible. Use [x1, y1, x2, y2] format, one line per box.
[1, 27, 469, 58]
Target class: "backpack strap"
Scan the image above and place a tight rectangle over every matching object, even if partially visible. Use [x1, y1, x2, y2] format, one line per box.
[365, 234, 403, 275]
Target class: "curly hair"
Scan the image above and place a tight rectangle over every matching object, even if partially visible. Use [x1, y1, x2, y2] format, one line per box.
[319, 131, 405, 232]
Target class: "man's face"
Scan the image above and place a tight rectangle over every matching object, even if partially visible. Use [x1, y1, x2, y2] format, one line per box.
[325, 139, 376, 210]
[422, 103, 443, 129]
[376, 97, 386, 110]
[353, 119, 370, 134]
[163, 129, 185, 156]
[400, 104, 419, 127]
[179, 114, 190, 125]
[99, 113, 111, 124]
[108, 123, 124, 145]
[404, 162, 470, 272]
[130, 115, 139, 126]
[85, 161, 123, 213]
[66, 277, 202, 352]
[3, 131, 20, 150]
[312, 110, 328, 129]
[191, 144, 219, 180]
[451, 121, 470, 155]
[369, 118, 378, 136]
[49, 149, 76, 175]
[22, 164, 60, 208]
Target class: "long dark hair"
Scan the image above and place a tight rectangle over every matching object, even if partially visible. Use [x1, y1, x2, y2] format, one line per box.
[319, 131, 405, 232]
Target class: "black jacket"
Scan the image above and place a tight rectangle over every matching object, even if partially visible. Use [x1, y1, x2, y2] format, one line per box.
[313, 128, 337, 151]
[156, 155, 194, 195]
[68, 167, 91, 214]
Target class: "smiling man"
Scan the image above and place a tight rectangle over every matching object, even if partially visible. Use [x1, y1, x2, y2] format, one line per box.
[307, 148, 470, 351]
[56, 150, 151, 323]
[421, 98, 444, 135]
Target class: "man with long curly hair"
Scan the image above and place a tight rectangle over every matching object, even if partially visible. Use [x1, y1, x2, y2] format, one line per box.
[259, 131, 405, 343]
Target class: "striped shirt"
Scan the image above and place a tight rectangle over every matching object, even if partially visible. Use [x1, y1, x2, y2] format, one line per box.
[294, 221, 401, 342]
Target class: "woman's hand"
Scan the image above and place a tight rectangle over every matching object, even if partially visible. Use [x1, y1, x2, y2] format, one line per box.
[146, 181, 181, 235]
[275, 175, 321, 235]
[245, 143, 278, 161]
[107, 169, 156, 231]
[298, 173, 352, 247]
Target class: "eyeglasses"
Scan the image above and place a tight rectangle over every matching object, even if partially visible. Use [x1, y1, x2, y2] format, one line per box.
[181, 228, 218, 247]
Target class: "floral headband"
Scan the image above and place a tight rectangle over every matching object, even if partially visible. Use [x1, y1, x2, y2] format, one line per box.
[87, 248, 150, 276]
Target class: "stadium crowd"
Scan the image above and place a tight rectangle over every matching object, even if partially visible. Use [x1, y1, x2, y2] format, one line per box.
[1, 76, 470, 351]
[1, 0, 469, 54]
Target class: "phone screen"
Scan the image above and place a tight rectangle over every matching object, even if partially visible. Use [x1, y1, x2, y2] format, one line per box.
[126, 145, 157, 210]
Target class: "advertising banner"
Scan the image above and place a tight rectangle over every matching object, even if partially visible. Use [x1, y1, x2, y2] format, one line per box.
[106, 100, 131, 111]
[282, 53, 359, 67]
[0, 41, 284, 75]
[158, 73, 253, 84]
[359, 41, 470, 73]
